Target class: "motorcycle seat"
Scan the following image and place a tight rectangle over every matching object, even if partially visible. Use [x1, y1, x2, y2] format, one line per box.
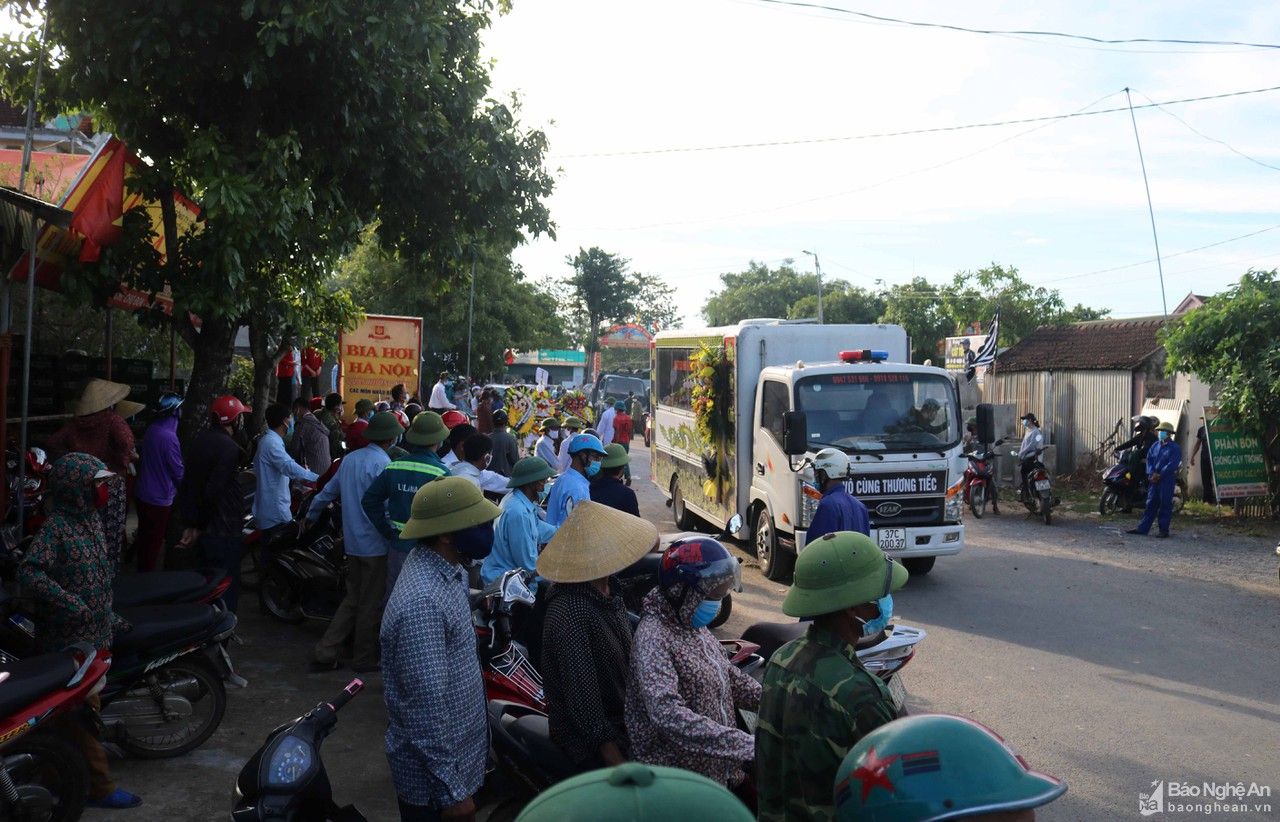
[113, 603, 222, 654]
[113, 571, 210, 608]
[742, 621, 808, 662]
[508, 713, 576, 781]
[0, 652, 77, 717]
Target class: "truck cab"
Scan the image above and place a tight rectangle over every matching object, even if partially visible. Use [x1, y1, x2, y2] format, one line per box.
[750, 354, 965, 580]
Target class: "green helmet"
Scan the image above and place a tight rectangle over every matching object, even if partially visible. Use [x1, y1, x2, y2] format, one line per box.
[517, 763, 753, 822]
[783, 532, 907, 618]
[833, 715, 1066, 822]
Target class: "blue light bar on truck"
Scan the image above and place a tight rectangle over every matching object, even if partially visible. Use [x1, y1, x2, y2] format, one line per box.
[839, 349, 889, 363]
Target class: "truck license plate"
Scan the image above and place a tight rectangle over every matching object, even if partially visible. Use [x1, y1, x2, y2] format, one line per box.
[877, 528, 906, 551]
[1034, 479, 1051, 491]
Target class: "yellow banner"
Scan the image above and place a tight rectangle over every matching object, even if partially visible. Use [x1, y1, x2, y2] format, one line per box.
[338, 314, 422, 417]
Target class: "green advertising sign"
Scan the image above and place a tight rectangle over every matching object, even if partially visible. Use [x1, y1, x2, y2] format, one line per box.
[1203, 407, 1269, 499]
[537, 349, 586, 365]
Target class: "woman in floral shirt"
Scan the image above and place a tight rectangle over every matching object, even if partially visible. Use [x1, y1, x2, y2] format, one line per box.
[626, 537, 760, 787]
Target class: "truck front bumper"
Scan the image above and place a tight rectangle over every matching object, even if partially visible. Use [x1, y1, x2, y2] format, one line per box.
[796, 523, 964, 557]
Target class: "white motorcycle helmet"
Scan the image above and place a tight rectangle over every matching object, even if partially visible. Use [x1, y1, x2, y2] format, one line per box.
[812, 447, 850, 482]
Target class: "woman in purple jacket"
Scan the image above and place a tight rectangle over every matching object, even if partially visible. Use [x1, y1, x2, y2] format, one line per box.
[133, 392, 185, 571]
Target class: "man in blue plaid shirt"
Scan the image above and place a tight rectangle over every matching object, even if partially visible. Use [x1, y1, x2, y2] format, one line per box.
[381, 477, 501, 820]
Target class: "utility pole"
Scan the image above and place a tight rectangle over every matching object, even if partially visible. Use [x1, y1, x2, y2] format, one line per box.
[465, 253, 476, 379]
[1123, 88, 1168, 318]
[802, 249, 824, 324]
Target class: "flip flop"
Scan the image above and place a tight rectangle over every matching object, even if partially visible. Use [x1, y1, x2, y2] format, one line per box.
[88, 789, 143, 809]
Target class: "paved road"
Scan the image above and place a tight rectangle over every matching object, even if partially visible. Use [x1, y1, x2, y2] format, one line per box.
[92, 444, 1279, 821]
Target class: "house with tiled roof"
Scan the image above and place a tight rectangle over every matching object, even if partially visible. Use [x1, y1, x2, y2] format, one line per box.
[984, 294, 1214, 485]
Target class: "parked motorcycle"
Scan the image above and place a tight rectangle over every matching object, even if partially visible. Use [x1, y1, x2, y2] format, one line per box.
[1012, 448, 1056, 525]
[963, 448, 999, 518]
[0, 643, 110, 822]
[2, 446, 50, 546]
[1099, 447, 1186, 516]
[473, 570, 545, 712]
[76, 603, 233, 759]
[112, 569, 231, 609]
[232, 679, 365, 821]
[258, 493, 345, 624]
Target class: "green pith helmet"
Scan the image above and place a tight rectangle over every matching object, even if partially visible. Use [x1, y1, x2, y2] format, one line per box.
[783, 531, 908, 618]
[399, 477, 499, 540]
[508, 456, 555, 489]
[404, 410, 449, 446]
[834, 714, 1067, 822]
[601, 442, 629, 469]
[1155, 420, 1175, 433]
[364, 411, 405, 442]
[541, 418, 561, 432]
[516, 763, 753, 822]
[563, 416, 585, 431]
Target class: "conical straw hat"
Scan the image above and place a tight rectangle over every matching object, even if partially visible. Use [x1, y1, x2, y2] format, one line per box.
[74, 379, 131, 416]
[537, 500, 659, 583]
[114, 400, 146, 419]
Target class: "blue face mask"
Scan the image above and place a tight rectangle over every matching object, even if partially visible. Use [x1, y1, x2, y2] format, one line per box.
[585, 460, 601, 478]
[1157, 430, 1170, 441]
[856, 594, 894, 637]
[537, 485, 550, 503]
[691, 599, 721, 629]
[453, 522, 495, 561]
[285, 418, 295, 438]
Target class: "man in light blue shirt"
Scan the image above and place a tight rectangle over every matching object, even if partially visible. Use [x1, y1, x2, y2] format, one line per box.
[252, 404, 318, 531]
[310, 411, 404, 672]
[546, 433, 607, 527]
[482, 457, 558, 592]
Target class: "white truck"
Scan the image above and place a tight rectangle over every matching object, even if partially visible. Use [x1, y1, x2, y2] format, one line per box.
[652, 320, 966, 580]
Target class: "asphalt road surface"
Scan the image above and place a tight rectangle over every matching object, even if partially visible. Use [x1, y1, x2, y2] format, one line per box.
[92, 444, 1279, 821]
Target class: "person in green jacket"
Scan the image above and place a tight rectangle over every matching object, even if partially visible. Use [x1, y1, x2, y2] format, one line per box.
[362, 410, 451, 601]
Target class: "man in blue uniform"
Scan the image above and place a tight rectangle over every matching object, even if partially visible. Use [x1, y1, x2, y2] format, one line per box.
[546, 433, 608, 526]
[1129, 420, 1182, 538]
[806, 447, 870, 542]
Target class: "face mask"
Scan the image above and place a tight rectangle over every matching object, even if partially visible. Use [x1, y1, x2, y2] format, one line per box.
[585, 460, 601, 478]
[453, 522, 495, 561]
[1021, 420, 1029, 429]
[537, 484, 550, 503]
[691, 599, 721, 629]
[286, 418, 295, 438]
[854, 594, 894, 638]
[92, 480, 110, 510]
[1157, 431, 1170, 441]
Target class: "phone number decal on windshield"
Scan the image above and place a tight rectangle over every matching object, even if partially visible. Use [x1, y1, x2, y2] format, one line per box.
[826, 373, 911, 385]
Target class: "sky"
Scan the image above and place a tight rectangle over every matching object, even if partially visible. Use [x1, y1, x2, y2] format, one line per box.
[482, 0, 1280, 327]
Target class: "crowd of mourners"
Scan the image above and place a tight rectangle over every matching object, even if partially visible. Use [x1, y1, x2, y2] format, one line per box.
[10, 370, 1069, 821]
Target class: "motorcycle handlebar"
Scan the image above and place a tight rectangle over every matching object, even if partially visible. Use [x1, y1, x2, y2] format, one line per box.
[330, 678, 364, 711]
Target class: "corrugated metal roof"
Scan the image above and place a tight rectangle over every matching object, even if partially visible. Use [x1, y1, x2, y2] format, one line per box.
[994, 318, 1167, 373]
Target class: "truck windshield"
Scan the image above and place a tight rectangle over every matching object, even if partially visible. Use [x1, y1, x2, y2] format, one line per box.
[598, 375, 647, 404]
[795, 372, 959, 452]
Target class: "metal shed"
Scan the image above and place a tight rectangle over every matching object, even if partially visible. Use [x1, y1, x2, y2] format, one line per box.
[986, 317, 1173, 471]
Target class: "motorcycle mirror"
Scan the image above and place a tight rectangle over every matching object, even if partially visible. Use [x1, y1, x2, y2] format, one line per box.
[726, 514, 742, 535]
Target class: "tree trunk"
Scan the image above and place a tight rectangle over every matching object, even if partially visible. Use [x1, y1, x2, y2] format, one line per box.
[247, 317, 277, 434]
[177, 316, 236, 442]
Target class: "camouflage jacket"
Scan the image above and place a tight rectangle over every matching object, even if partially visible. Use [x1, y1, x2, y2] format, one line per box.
[755, 625, 897, 822]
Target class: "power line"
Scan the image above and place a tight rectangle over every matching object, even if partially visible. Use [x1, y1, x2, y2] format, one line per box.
[553, 84, 1280, 159]
[1132, 89, 1280, 173]
[740, 0, 1280, 51]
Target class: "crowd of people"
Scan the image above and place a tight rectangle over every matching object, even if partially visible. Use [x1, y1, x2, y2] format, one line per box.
[9, 372, 1070, 820]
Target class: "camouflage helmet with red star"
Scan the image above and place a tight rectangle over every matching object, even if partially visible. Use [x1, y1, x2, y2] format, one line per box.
[834, 714, 1065, 821]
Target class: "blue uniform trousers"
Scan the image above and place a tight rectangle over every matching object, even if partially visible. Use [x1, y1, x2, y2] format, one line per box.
[1135, 480, 1174, 535]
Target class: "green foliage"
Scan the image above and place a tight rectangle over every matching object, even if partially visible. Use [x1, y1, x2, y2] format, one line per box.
[335, 224, 566, 381]
[705, 261, 1108, 364]
[226, 355, 255, 400]
[702, 260, 815, 326]
[563, 247, 635, 355]
[632, 272, 681, 334]
[1163, 270, 1280, 434]
[1, 0, 554, 431]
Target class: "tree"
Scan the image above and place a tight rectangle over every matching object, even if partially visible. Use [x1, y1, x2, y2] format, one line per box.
[941, 263, 1110, 349]
[2, 0, 553, 437]
[702, 260, 816, 326]
[880, 278, 954, 363]
[789, 281, 885, 324]
[1161, 269, 1280, 508]
[336, 224, 565, 384]
[562, 247, 635, 357]
[632, 272, 681, 334]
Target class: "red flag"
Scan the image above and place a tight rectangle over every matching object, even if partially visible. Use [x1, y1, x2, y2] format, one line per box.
[70, 140, 126, 262]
